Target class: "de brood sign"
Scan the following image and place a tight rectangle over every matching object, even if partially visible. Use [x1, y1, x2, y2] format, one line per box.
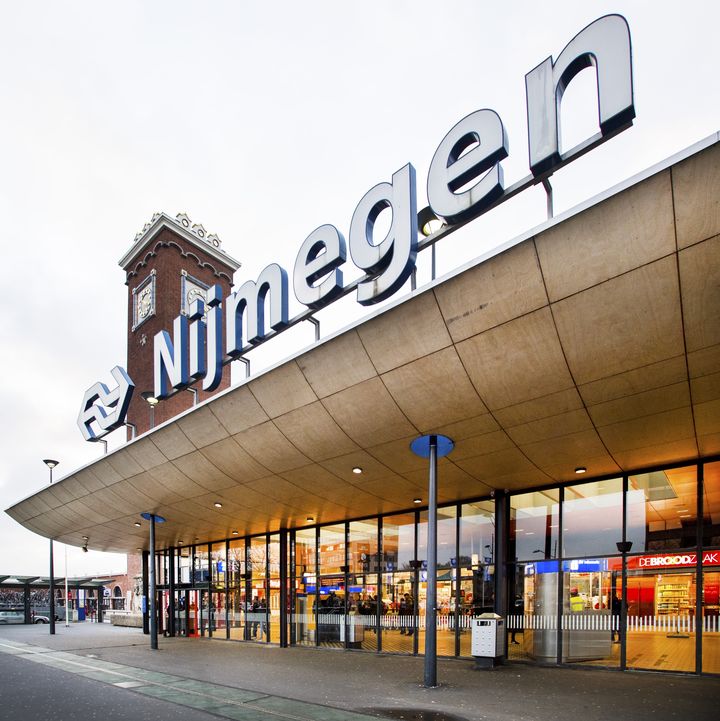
[78, 14, 635, 442]
[628, 552, 719, 570]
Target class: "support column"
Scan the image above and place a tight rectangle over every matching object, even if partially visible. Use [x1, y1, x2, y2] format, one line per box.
[279, 529, 288, 648]
[494, 492, 507, 619]
[140, 512, 166, 650]
[425, 436, 438, 688]
[169, 547, 176, 637]
[97, 586, 104, 623]
[142, 551, 149, 635]
[49, 540, 56, 635]
[411, 433, 454, 689]
[23, 584, 31, 625]
[149, 518, 157, 649]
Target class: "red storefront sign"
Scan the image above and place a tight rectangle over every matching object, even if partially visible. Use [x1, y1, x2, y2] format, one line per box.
[625, 551, 719, 570]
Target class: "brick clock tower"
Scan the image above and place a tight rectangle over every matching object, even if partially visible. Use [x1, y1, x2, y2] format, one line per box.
[120, 212, 241, 436]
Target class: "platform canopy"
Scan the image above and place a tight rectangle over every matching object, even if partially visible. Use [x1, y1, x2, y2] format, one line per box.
[6, 139, 720, 554]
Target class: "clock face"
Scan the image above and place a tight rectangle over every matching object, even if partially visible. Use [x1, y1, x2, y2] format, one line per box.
[133, 275, 155, 331]
[184, 280, 208, 316]
[138, 285, 153, 319]
[187, 286, 206, 309]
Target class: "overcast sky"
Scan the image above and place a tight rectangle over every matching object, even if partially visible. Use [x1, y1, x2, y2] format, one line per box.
[0, 1, 718, 578]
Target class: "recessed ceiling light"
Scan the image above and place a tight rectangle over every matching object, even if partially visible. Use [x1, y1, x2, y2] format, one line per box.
[195, 537, 200, 541]
[352, 467, 363, 474]
[214, 502, 223, 508]
[82, 536, 89, 540]
[575, 467, 587, 474]
[134, 522, 141, 527]
[232, 530, 239, 535]
[413, 498, 422, 504]
[306, 516, 314, 523]
[178, 540, 184, 545]
[136, 548, 142, 552]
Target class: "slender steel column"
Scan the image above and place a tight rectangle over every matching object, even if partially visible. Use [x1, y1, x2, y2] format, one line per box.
[141, 551, 149, 634]
[49, 539, 56, 635]
[140, 508, 166, 647]
[279, 529, 288, 648]
[410, 433, 453, 689]
[149, 516, 158, 649]
[424, 435, 438, 688]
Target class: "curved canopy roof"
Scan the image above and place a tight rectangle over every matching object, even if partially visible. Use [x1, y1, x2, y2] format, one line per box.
[7, 138, 720, 553]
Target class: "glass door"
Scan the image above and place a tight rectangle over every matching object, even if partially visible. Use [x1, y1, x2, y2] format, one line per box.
[626, 566, 696, 673]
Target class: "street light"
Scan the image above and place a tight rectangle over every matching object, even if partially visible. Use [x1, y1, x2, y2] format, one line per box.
[410, 434, 454, 688]
[43, 459, 59, 635]
[141, 391, 159, 429]
[140, 512, 166, 650]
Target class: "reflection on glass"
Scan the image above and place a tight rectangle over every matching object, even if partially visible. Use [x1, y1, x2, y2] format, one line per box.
[418, 507, 456, 569]
[227, 539, 246, 589]
[627, 466, 697, 552]
[348, 520, 379, 651]
[318, 525, 345, 647]
[249, 536, 268, 642]
[563, 478, 623, 558]
[702, 461, 720, 674]
[211, 542, 226, 591]
[293, 528, 316, 647]
[193, 544, 209, 584]
[510, 490, 560, 561]
[176, 546, 191, 585]
[626, 565, 696, 673]
[704, 461, 720, 548]
[381, 514, 416, 654]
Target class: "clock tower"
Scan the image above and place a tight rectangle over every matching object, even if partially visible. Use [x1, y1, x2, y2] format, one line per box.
[119, 212, 241, 436]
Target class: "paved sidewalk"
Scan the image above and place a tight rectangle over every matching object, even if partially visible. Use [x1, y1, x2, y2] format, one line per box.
[0, 623, 718, 721]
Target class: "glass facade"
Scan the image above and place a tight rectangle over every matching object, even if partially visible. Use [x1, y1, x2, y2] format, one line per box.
[147, 459, 719, 675]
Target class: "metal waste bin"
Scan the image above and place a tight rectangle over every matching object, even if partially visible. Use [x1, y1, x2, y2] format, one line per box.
[471, 612, 505, 668]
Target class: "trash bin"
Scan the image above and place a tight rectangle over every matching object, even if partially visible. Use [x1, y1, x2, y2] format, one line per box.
[471, 612, 505, 669]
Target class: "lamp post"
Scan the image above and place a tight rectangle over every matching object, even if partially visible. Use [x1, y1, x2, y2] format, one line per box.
[410, 434, 454, 688]
[141, 392, 159, 429]
[43, 459, 59, 635]
[616, 540, 632, 667]
[141, 512, 166, 649]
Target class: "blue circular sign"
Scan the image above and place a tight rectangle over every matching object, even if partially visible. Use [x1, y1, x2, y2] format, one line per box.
[410, 434, 454, 459]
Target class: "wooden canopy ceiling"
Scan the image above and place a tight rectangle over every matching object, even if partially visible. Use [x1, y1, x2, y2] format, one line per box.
[7, 139, 720, 553]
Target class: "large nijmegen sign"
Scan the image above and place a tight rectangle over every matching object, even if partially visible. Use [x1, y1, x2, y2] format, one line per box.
[79, 14, 635, 442]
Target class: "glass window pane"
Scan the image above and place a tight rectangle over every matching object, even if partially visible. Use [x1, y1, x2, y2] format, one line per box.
[459, 501, 495, 566]
[702, 566, 720, 674]
[176, 546, 191, 585]
[227, 539, 246, 588]
[418, 506, 456, 569]
[211, 542, 226, 591]
[627, 466, 698, 552]
[193, 545, 209, 584]
[382, 513, 416, 572]
[294, 528, 316, 577]
[348, 520, 378, 575]
[704, 461, 720, 548]
[268, 534, 280, 578]
[348, 520, 379, 651]
[510, 490, 560, 562]
[563, 478, 623, 557]
[626, 564, 696, 672]
[249, 536, 267, 578]
[319, 525, 346, 575]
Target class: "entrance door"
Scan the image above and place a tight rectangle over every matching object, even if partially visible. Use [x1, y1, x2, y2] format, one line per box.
[626, 567, 697, 672]
[174, 590, 188, 636]
[381, 570, 415, 653]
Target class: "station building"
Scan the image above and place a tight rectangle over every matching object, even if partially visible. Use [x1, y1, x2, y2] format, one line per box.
[6, 132, 720, 675]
